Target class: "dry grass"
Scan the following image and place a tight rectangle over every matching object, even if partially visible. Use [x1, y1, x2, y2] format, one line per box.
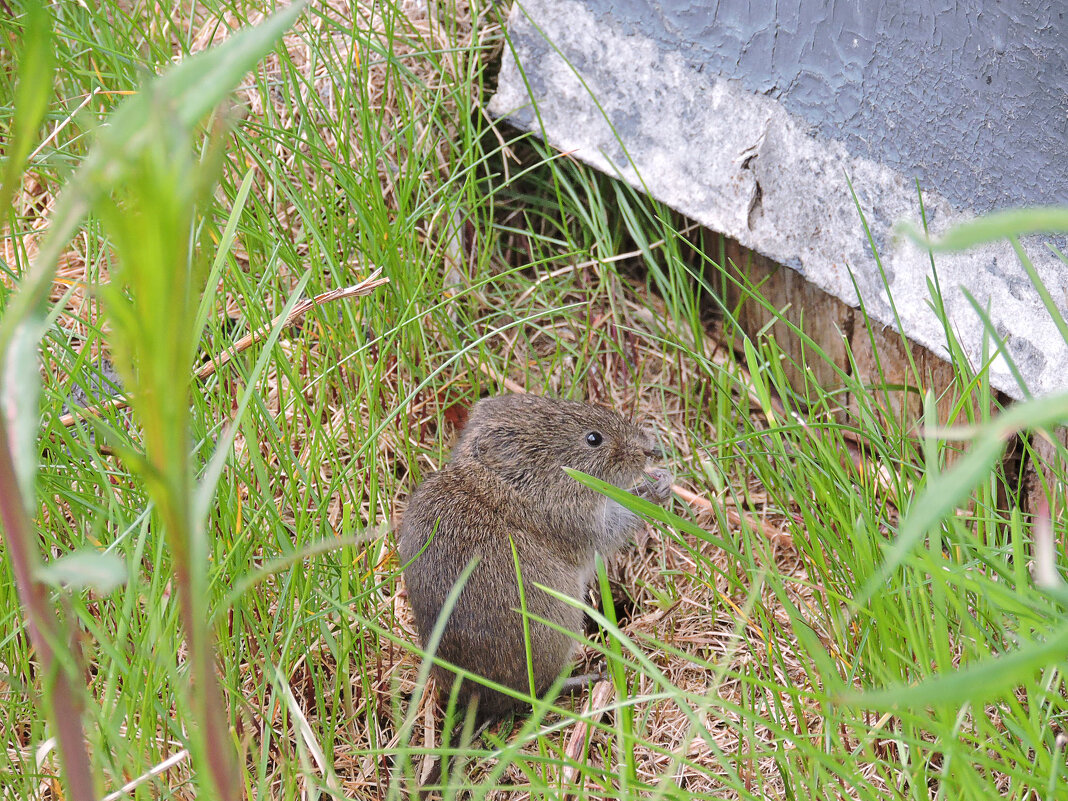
[3, 1, 1063, 799]
[370, 274, 827, 798]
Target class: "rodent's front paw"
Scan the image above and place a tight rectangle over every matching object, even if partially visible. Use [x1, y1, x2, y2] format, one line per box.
[635, 468, 673, 505]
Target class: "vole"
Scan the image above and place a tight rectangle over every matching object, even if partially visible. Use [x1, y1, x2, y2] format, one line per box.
[398, 393, 673, 725]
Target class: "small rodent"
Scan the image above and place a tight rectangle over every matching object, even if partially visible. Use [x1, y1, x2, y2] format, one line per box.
[398, 393, 673, 723]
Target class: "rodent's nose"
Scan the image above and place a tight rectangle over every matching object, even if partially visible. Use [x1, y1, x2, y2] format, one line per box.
[643, 439, 665, 460]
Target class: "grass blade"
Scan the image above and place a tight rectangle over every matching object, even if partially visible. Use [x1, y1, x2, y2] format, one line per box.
[897, 206, 1068, 251]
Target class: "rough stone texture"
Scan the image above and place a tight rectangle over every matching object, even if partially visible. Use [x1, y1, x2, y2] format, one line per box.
[488, 0, 1068, 400]
[589, 0, 1067, 214]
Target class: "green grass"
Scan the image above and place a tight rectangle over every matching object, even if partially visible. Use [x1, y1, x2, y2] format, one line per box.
[1, 1, 1066, 800]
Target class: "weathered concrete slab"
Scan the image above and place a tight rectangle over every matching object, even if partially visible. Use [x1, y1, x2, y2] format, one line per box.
[489, 0, 1068, 399]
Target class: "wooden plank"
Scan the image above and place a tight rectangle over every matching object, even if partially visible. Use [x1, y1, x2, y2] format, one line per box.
[715, 236, 1008, 437]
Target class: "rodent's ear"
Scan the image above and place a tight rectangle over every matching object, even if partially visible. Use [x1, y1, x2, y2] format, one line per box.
[467, 428, 487, 461]
[455, 423, 493, 465]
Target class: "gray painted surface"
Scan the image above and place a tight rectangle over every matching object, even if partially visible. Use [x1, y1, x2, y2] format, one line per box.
[593, 1, 1068, 214]
[489, 0, 1068, 399]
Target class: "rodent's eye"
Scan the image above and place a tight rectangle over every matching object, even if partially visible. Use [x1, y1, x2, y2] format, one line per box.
[585, 431, 603, 447]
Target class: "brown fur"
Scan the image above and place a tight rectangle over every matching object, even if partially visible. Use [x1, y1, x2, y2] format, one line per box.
[398, 394, 672, 723]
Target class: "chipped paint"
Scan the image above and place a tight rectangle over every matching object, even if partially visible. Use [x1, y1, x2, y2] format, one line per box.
[489, 0, 1068, 399]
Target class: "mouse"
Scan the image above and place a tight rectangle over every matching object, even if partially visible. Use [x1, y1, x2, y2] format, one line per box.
[398, 393, 673, 726]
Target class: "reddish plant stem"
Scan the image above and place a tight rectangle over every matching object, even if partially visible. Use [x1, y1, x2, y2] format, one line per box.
[174, 558, 240, 798]
[0, 419, 95, 800]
